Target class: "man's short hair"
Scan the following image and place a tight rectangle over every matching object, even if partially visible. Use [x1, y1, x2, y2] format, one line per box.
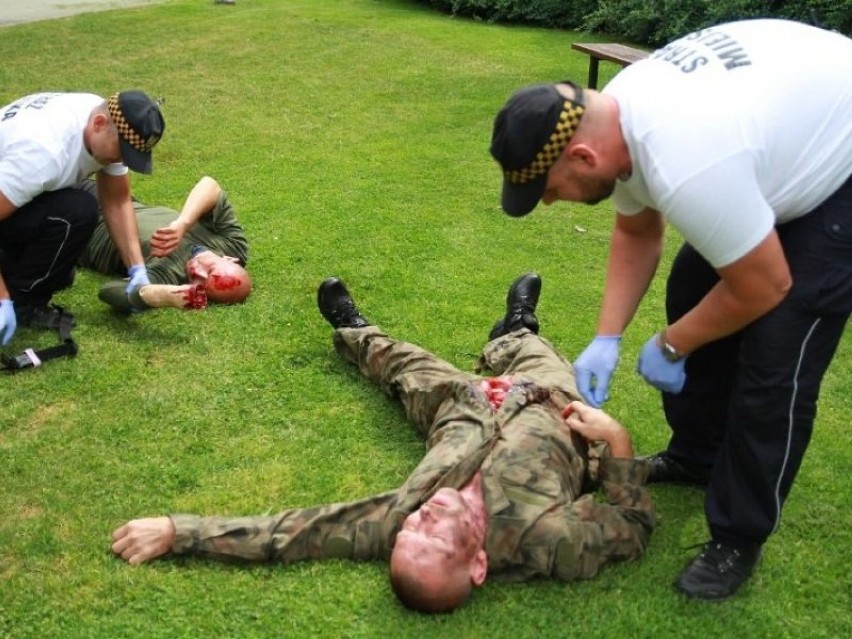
[389, 562, 471, 614]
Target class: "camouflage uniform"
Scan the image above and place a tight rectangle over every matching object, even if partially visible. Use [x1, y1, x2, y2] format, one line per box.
[171, 327, 655, 582]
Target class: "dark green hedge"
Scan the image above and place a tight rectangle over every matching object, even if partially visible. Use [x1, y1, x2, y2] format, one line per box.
[415, 0, 852, 46]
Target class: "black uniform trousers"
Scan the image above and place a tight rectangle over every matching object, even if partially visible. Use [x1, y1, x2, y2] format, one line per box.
[662, 173, 852, 545]
[0, 188, 98, 307]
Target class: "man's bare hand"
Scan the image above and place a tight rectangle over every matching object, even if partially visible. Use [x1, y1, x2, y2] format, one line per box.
[563, 401, 634, 458]
[111, 517, 176, 564]
[149, 221, 187, 257]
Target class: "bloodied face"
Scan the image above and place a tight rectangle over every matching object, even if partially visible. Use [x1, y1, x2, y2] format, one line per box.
[185, 250, 252, 304]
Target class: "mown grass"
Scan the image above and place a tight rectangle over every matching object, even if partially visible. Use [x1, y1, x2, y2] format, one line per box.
[1, 1, 850, 637]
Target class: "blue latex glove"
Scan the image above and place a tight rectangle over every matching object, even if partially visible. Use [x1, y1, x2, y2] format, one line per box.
[637, 334, 687, 393]
[0, 299, 16, 345]
[126, 264, 150, 295]
[574, 335, 621, 407]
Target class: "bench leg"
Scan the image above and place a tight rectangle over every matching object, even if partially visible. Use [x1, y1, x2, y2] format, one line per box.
[587, 58, 600, 89]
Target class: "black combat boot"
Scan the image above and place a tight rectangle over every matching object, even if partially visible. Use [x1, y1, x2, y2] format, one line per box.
[488, 273, 542, 340]
[317, 278, 370, 329]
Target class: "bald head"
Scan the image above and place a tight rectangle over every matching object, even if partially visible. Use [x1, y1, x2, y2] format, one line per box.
[185, 251, 252, 304]
[205, 260, 252, 304]
[389, 545, 473, 613]
[388, 486, 489, 613]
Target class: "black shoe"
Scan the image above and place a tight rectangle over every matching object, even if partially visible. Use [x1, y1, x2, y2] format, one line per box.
[640, 450, 711, 486]
[317, 278, 370, 329]
[16, 304, 76, 330]
[488, 273, 541, 340]
[675, 540, 761, 601]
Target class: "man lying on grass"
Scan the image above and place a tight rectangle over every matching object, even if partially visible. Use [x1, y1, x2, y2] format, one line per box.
[77, 175, 251, 312]
[112, 274, 654, 613]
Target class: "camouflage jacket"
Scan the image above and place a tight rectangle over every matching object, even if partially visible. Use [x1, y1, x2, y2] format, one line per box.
[171, 328, 655, 582]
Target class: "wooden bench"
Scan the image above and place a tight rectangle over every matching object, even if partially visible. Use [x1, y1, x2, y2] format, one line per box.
[571, 42, 649, 89]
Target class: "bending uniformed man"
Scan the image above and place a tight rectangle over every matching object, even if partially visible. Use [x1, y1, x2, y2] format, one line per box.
[0, 91, 164, 343]
[111, 274, 654, 613]
[77, 176, 251, 312]
[489, 19, 852, 599]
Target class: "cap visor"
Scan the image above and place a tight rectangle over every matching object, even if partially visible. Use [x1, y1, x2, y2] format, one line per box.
[119, 138, 153, 174]
[501, 176, 545, 217]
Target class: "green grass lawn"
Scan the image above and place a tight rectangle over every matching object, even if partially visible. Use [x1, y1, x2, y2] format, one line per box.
[1, 1, 850, 637]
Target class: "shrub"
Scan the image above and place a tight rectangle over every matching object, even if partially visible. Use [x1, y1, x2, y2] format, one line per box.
[417, 0, 598, 28]
[582, 0, 851, 46]
[415, 0, 852, 45]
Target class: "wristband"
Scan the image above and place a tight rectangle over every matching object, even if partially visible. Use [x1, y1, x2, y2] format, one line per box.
[658, 329, 685, 362]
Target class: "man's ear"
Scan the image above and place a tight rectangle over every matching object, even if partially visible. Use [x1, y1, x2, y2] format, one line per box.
[566, 143, 597, 168]
[469, 548, 488, 587]
[91, 112, 111, 133]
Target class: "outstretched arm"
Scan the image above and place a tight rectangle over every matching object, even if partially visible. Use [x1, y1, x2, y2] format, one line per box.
[112, 517, 176, 565]
[149, 176, 223, 257]
[98, 280, 207, 312]
[96, 172, 145, 268]
[597, 208, 665, 336]
[111, 493, 398, 566]
[574, 209, 664, 407]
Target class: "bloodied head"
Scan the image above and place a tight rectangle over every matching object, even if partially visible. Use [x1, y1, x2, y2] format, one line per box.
[185, 250, 252, 304]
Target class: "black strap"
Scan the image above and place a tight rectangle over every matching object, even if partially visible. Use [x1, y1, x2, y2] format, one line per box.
[1, 305, 78, 372]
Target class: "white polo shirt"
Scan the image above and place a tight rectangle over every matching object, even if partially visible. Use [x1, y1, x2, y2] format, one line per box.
[0, 92, 127, 208]
[606, 19, 852, 267]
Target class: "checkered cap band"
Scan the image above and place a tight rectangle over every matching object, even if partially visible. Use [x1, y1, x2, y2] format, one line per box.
[108, 93, 156, 153]
[504, 100, 585, 184]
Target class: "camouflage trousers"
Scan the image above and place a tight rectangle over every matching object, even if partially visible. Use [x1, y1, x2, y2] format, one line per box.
[332, 327, 583, 445]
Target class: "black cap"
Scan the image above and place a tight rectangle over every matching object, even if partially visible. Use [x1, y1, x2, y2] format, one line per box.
[490, 81, 585, 217]
[107, 90, 165, 174]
